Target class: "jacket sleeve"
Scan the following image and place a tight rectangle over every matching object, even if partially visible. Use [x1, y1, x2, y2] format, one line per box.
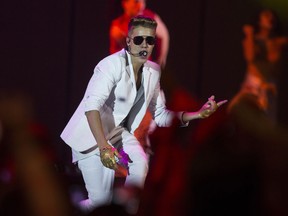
[83, 57, 121, 112]
[148, 81, 176, 127]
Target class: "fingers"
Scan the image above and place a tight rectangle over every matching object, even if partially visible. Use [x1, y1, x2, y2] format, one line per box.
[102, 155, 118, 170]
[217, 100, 228, 107]
[100, 147, 119, 170]
[100, 147, 133, 170]
[208, 95, 215, 100]
[203, 96, 228, 115]
[208, 96, 228, 107]
[207, 96, 217, 110]
[113, 149, 122, 159]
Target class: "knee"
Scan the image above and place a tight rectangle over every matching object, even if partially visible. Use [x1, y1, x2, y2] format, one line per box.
[137, 158, 149, 175]
[129, 152, 148, 173]
[126, 157, 149, 188]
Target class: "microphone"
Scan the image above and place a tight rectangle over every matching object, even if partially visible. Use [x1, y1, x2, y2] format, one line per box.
[139, 50, 148, 57]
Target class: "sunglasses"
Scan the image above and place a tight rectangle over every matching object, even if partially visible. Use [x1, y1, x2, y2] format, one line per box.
[131, 36, 156, 46]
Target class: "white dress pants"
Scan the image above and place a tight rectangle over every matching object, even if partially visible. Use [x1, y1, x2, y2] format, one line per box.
[77, 130, 148, 212]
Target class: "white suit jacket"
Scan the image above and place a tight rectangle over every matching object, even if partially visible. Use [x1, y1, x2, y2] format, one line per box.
[60, 49, 176, 152]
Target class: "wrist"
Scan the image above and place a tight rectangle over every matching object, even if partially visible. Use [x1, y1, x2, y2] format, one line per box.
[177, 111, 190, 127]
[99, 144, 112, 152]
[198, 111, 204, 119]
[100, 146, 110, 151]
[181, 112, 186, 123]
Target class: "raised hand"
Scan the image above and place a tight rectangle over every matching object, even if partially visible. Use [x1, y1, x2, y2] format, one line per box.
[198, 95, 227, 118]
[243, 24, 254, 36]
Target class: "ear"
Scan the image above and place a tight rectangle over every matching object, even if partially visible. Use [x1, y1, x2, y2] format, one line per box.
[126, 37, 131, 46]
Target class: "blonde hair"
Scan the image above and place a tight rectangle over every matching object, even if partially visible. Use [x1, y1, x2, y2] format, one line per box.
[128, 15, 157, 36]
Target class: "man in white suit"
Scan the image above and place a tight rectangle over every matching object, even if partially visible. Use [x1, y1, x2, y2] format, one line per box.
[61, 15, 226, 213]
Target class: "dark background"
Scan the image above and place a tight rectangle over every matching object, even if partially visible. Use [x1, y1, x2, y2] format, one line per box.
[1, 0, 288, 163]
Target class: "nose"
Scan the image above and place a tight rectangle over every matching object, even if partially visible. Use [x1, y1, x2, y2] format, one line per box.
[141, 39, 148, 48]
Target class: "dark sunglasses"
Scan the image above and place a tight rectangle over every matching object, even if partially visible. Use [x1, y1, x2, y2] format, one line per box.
[131, 36, 156, 46]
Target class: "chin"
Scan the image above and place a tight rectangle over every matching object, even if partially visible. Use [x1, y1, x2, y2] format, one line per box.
[139, 57, 148, 62]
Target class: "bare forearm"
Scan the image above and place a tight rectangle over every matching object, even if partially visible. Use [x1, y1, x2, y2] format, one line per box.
[242, 25, 255, 62]
[181, 111, 201, 123]
[243, 38, 255, 62]
[155, 14, 169, 66]
[85, 110, 108, 149]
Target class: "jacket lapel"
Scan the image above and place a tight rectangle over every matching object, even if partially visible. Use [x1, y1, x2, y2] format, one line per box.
[143, 66, 152, 107]
[125, 51, 137, 94]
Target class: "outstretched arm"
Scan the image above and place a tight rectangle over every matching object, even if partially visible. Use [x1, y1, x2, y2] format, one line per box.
[181, 96, 228, 123]
[109, 24, 127, 54]
[154, 14, 170, 68]
[242, 24, 255, 63]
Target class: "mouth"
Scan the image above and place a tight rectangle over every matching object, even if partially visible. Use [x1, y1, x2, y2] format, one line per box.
[139, 50, 148, 57]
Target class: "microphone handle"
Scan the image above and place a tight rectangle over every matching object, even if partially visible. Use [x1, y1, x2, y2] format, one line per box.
[139, 51, 148, 57]
[127, 49, 148, 57]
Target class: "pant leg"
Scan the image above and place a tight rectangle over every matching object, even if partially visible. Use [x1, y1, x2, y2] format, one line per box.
[77, 154, 115, 212]
[122, 130, 149, 188]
